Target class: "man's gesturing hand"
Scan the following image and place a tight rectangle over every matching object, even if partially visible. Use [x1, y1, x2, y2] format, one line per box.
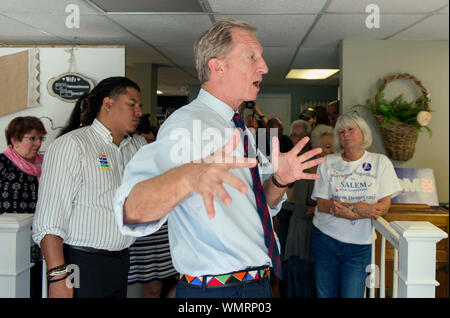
[186, 129, 257, 219]
[271, 136, 325, 185]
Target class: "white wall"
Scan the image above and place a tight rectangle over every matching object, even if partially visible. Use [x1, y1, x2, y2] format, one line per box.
[0, 46, 125, 153]
[341, 40, 449, 202]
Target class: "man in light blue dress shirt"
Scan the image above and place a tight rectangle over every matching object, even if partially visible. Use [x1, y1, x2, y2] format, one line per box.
[114, 19, 324, 298]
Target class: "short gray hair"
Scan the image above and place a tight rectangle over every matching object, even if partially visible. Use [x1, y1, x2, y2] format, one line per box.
[311, 124, 334, 148]
[194, 19, 257, 84]
[290, 119, 312, 135]
[333, 111, 373, 153]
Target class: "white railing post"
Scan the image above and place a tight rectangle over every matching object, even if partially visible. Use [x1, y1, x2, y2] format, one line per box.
[0, 213, 35, 297]
[391, 221, 448, 298]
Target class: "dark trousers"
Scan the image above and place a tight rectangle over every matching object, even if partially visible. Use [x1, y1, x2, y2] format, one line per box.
[278, 208, 293, 298]
[63, 245, 130, 298]
[30, 260, 43, 298]
[175, 278, 272, 298]
[286, 256, 316, 298]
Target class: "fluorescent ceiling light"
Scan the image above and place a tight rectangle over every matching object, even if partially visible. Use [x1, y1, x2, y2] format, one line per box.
[157, 90, 163, 95]
[285, 69, 339, 80]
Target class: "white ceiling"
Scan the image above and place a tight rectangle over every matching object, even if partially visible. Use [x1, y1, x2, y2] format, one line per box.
[0, 0, 448, 95]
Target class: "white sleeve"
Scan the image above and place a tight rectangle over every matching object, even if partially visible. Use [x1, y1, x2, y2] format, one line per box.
[377, 155, 403, 200]
[311, 160, 331, 201]
[32, 137, 82, 245]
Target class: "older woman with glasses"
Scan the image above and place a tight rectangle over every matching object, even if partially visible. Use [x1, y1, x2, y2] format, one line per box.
[1, 115, 47, 297]
[310, 111, 402, 298]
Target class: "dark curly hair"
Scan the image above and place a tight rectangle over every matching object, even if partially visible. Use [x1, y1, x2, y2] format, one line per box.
[58, 76, 140, 137]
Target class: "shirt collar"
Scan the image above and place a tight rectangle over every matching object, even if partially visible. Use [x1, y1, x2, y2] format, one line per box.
[197, 88, 237, 123]
[91, 119, 131, 146]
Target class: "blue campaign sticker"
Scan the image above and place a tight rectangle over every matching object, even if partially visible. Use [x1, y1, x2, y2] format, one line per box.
[362, 162, 372, 171]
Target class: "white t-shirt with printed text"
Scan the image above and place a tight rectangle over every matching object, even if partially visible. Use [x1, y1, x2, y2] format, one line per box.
[311, 151, 402, 245]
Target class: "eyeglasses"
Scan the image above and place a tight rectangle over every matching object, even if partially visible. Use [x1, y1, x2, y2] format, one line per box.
[23, 136, 46, 143]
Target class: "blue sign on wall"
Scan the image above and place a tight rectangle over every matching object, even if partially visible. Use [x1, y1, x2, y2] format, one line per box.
[392, 168, 439, 206]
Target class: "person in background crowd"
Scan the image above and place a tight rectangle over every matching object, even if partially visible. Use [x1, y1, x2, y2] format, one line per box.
[275, 118, 313, 297]
[326, 100, 340, 128]
[290, 119, 312, 152]
[1, 116, 47, 298]
[313, 106, 330, 126]
[32, 77, 146, 298]
[245, 114, 259, 132]
[128, 113, 178, 298]
[284, 124, 334, 298]
[311, 111, 402, 298]
[266, 117, 293, 154]
[299, 108, 317, 129]
[267, 117, 294, 297]
[114, 19, 324, 298]
[136, 114, 156, 143]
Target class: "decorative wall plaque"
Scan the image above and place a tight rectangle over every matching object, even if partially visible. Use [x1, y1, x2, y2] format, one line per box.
[47, 72, 94, 102]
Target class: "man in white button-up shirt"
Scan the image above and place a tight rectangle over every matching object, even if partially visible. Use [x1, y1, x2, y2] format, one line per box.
[33, 77, 147, 298]
[115, 20, 325, 298]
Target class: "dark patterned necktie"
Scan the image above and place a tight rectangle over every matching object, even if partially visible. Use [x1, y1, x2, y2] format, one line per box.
[232, 113, 281, 278]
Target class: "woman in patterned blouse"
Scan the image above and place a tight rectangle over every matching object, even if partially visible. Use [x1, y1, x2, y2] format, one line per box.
[1, 116, 47, 298]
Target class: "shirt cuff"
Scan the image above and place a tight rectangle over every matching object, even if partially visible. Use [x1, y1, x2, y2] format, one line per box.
[114, 179, 168, 237]
[269, 192, 287, 217]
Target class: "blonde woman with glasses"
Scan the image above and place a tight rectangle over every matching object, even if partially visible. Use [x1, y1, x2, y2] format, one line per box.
[310, 111, 402, 298]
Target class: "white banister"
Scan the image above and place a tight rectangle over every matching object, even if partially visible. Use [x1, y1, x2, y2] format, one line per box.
[373, 217, 400, 249]
[380, 237, 386, 298]
[369, 240, 376, 298]
[372, 218, 447, 298]
[0, 213, 35, 297]
[393, 249, 398, 298]
[391, 221, 447, 298]
[42, 260, 47, 298]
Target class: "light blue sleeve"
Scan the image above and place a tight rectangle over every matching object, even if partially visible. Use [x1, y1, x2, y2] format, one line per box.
[269, 192, 287, 217]
[114, 122, 191, 237]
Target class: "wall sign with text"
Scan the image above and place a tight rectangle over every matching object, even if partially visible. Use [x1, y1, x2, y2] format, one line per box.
[47, 72, 94, 102]
[392, 168, 439, 206]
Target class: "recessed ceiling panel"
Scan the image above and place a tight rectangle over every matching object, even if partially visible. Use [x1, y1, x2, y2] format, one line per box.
[108, 14, 212, 46]
[0, 0, 99, 15]
[0, 14, 66, 44]
[209, 0, 327, 14]
[261, 47, 298, 80]
[291, 47, 340, 69]
[327, 0, 449, 13]
[3, 12, 142, 46]
[390, 14, 449, 40]
[304, 13, 426, 48]
[158, 46, 195, 69]
[215, 14, 316, 46]
[89, 0, 203, 12]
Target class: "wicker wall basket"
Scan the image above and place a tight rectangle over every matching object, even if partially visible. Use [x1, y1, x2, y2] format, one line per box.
[372, 73, 430, 161]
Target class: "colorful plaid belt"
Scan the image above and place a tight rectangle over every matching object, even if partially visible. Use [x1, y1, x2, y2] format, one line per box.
[179, 267, 270, 288]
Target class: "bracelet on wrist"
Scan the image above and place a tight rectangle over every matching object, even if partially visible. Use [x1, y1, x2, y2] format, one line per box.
[48, 273, 69, 284]
[46, 263, 67, 275]
[47, 264, 69, 278]
[271, 174, 289, 188]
